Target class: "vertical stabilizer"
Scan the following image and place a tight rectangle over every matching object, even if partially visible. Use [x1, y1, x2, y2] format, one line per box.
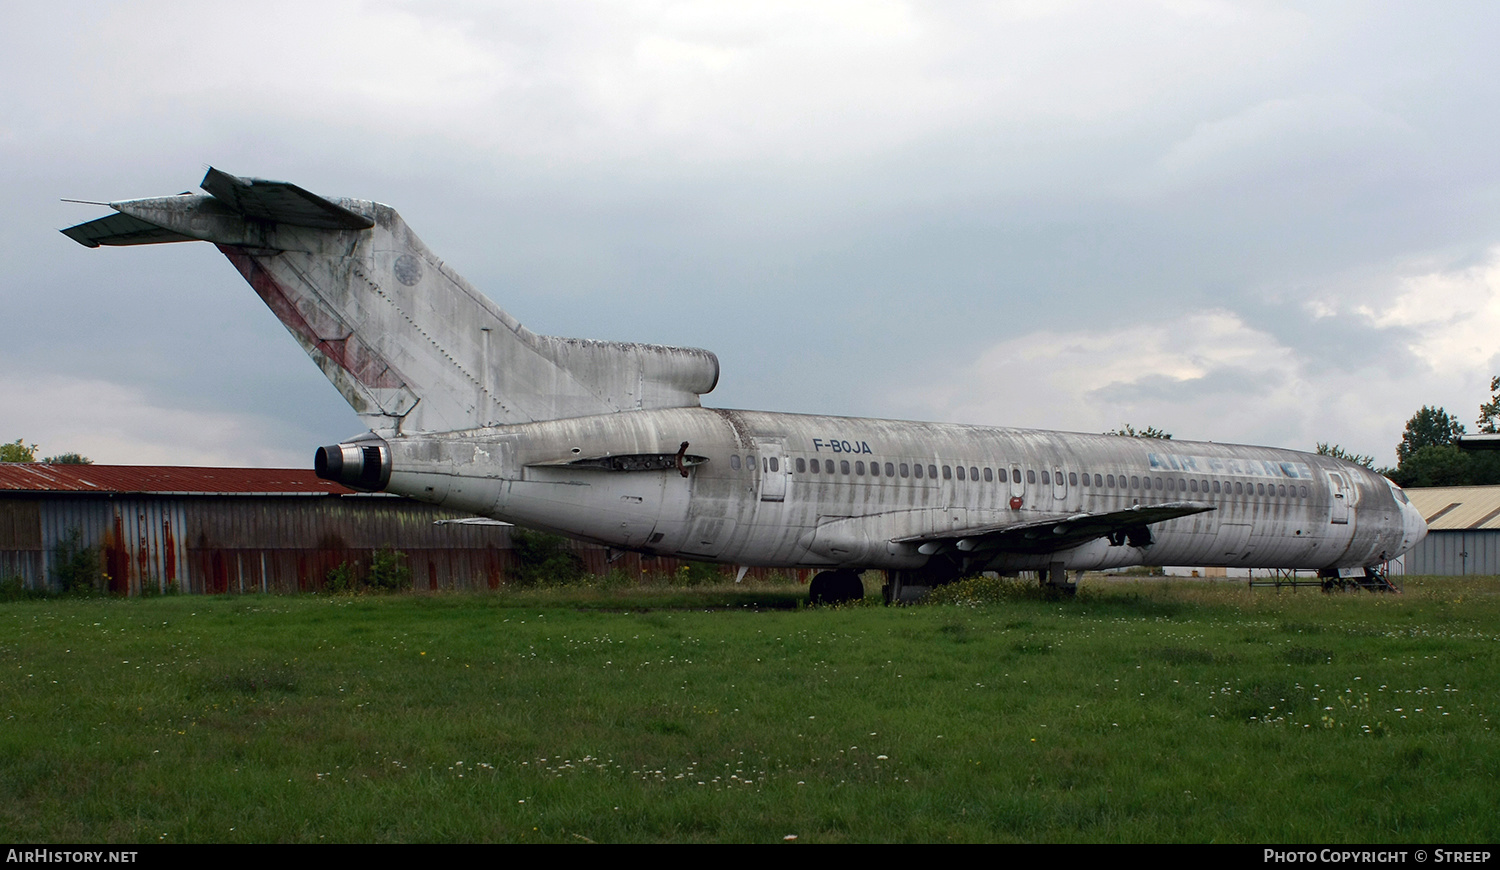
[63, 169, 720, 435]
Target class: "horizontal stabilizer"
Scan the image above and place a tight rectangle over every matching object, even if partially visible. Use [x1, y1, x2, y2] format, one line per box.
[199, 167, 374, 230]
[61, 212, 196, 247]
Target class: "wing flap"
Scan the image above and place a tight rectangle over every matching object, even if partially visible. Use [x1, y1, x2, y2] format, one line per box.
[895, 501, 1216, 555]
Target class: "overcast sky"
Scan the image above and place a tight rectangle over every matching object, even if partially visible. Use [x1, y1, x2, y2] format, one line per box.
[5, 1, 1500, 467]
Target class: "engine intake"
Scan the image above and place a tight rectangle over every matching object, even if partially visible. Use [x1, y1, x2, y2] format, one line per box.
[315, 437, 392, 491]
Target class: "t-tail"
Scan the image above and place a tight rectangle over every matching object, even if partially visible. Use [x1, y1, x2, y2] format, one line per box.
[63, 168, 719, 444]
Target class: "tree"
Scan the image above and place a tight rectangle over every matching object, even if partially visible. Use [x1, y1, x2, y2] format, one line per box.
[1396, 406, 1465, 465]
[43, 452, 92, 465]
[0, 439, 38, 462]
[1479, 376, 1500, 434]
[1107, 424, 1172, 439]
[1315, 442, 1375, 469]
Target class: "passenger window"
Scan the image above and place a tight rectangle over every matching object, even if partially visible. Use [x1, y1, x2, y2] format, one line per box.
[1189, 479, 1197, 492]
[929, 464, 938, 479]
[885, 462, 895, 477]
[1278, 484, 1286, 497]
[796, 458, 807, 473]
[983, 468, 994, 482]
[825, 460, 834, 474]
[870, 462, 880, 477]
[1012, 468, 1022, 484]
[1041, 470, 1051, 485]
[856, 461, 866, 475]
[807, 458, 817, 473]
[956, 466, 966, 481]
[1212, 481, 1220, 493]
[731, 455, 741, 470]
[1094, 474, 1103, 487]
[1069, 472, 1078, 487]
[769, 457, 778, 472]
[1234, 482, 1243, 495]
[943, 465, 952, 480]
[1154, 476, 1163, 490]
[841, 460, 850, 475]
[914, 464, 924, 479]
[1300, 485, 1308, 497]
[1130, 475, 1140, 488]
[899, 463, 909, 478]
[1106, 474, 1115, 488]
[970, 466, 980, 481]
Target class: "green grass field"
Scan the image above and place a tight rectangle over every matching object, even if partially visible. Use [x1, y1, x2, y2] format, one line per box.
[2, 576, 1496, 843]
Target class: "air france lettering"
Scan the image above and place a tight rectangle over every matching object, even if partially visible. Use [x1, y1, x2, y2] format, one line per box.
[1148, 452, 1313, 479]
[812, 438, 873, 454]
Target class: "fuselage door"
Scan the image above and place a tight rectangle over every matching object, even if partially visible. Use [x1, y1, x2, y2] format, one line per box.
[759, 439, 787, 502]
[1327, 471, 1351, 525]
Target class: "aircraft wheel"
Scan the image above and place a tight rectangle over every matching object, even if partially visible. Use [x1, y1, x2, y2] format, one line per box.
[810, 570, 864, 605]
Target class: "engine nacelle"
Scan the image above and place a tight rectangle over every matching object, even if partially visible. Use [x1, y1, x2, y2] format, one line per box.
[314, 436, 392, 492]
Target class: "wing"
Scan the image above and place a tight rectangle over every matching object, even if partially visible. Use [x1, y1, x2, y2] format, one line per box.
[893, 501, 1216, 556]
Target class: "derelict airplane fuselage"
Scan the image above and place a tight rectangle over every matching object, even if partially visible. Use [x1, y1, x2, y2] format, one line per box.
[64, 169, 1427, 602]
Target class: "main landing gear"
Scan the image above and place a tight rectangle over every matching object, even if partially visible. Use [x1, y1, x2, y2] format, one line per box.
[808, 570, 865, 605]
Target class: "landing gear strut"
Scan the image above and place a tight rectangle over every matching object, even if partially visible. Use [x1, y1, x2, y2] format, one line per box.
[809, 570, 865, 605]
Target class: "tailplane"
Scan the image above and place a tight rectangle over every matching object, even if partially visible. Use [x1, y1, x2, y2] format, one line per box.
[63, 169, 719, 434]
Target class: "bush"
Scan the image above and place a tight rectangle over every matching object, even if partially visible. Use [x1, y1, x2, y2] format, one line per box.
[51, 528, 101, 595]
[509, 527, 585, 587]
[366, 547, 412, 592]
[325, 561, 358, 594]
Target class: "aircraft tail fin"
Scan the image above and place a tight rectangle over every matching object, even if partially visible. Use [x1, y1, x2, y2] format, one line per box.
[62, 169, 719, 434]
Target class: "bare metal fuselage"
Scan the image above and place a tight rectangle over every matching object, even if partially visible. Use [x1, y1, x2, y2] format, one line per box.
[62, 169, 1427, 587]
[384, 406, 1423, 574]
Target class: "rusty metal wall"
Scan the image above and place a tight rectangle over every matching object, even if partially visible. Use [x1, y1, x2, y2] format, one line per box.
[1, 492, 797, 594]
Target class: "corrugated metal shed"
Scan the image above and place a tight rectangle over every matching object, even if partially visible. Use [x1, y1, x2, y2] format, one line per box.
[0, 463, 352, 495]
[1402, 486, 1500, 575]
[0, 464, 781, 593]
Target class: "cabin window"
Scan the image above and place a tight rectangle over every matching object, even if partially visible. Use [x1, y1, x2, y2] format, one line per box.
[1177, 478, 1186, 490]
[1278, 484, 1286, 497]
[731, 455, 741, 470]
[856, 461, 866, 475]
[913, 463, 924, 479]
[971, 467, 980, 481]
[885, 462, 895, 477]
[1300, 485, 1308, 497]
[1154, 476, 1163, 490]
[1107, 474, 1116, 488]
[807, 458, 817, 473]
[1233, 482, 1242, 495]
[841, 460, 850, 475]
[956, 466, 966, 481]
[1130, 475, 1140, 488]
[769, 457, 778, 472]
[1068, 472, 1078, 487]
[1094, 474, 1103, 487]
[943, 465, 953, 480]
[796, 458, 807, 473]
[899, 463, 910, 478]
[983, 468, 994, 482]
[1255, 483, 1264, 495]
[1012, 468, 1022, 484]
[1041, 470, 1051, 485]
[1189, 479, 1197, 492]
[929, 464, 938, 479]
[870, 462, 880, 477]
[824, 459, 834, 474]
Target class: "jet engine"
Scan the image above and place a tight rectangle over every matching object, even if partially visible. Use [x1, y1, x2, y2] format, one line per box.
[315, 437, 392, 491]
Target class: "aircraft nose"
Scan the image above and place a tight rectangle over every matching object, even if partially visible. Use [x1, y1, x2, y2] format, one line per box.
[1400, 492, 1427, 554]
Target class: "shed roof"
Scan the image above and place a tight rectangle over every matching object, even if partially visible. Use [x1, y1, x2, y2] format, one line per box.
[0, 464, 354, 496]
[1405, 485, 1500, 531]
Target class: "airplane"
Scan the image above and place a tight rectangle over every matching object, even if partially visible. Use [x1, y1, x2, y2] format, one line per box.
[62, 169, 1428, 603]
